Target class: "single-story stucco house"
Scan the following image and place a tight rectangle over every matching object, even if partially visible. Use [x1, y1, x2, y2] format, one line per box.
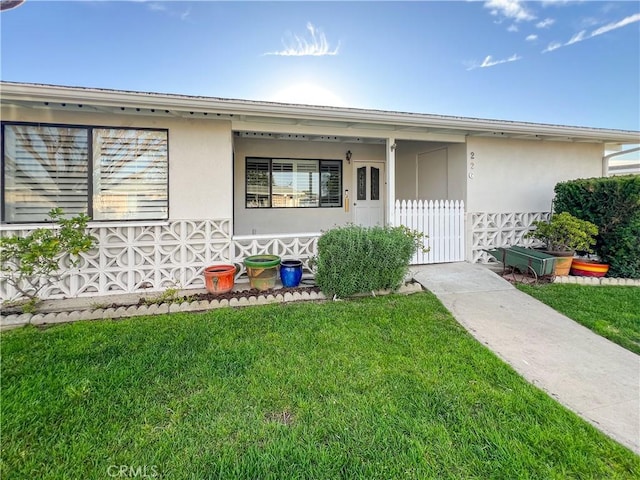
[1, 81, 639, 301]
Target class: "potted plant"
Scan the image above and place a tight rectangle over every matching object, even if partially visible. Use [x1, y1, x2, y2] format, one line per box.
[526, 212, 598, 276]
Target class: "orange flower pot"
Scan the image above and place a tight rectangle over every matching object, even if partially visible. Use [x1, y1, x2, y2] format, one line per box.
[204, 264, 236, 294]
[546, 252, 574, 276]
[570, 259, 609, 278]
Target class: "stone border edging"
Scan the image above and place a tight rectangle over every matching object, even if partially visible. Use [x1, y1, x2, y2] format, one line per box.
[1, 282, 424, 330]
[552, 276, 640, 286]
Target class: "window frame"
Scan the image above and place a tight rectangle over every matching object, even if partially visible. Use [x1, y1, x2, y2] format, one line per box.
[245, 156, 342, 209]
[1, 121, 169, 224]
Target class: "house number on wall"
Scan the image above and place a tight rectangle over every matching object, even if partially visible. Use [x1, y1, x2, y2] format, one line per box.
[469, 151, 475, 178]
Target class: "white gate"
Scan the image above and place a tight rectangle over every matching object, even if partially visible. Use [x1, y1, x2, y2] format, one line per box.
[393, 199, 465, 265]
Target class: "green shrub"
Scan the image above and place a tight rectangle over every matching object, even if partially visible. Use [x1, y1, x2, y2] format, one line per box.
[525, 212, 598, 253]
[315, 225, 424, 297]
[554, 175, 640, 278]
[0, 208, 96, 300]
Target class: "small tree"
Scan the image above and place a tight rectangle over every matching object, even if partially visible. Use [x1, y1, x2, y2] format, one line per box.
[526, 212, 598, 254]
[1, 208, 96, 300]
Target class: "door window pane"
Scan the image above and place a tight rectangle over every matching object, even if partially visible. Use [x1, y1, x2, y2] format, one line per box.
[371, 167, 380, 201]
[357, 166, 366, 201]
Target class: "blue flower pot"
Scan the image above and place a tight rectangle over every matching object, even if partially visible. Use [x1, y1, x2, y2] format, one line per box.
[280, 259, 303, 288]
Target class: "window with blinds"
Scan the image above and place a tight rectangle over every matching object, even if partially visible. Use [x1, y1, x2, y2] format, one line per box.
[93, 129, 168, 220]
[320, 160, 341, 207]
[2, 123, 168, 223]
[246, 158, 270, 207]
[272, 159, 319, 207]
[246, 157, 341, 208]
[3, 125, 89, 223]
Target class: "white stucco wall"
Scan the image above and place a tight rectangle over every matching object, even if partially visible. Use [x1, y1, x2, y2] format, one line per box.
[0, 105, 233, 221]
[466, 137, 604, 213]
[447, 143, 467, 202]
[233, 137, 385, 235]
[394, 141, 467, 203]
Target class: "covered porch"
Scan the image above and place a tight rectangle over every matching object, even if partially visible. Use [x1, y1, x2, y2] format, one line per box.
[231, 121, 469, 269]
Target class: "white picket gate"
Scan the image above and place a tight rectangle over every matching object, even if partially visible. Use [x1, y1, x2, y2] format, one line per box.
[393, 199, 465, 265]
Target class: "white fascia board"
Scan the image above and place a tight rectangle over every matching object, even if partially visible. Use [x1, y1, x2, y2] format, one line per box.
[2, 81, 639, 144]
[231, 118, 465, 143]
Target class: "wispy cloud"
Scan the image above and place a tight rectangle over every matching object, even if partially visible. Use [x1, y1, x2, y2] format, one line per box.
[526, 34, 538, 41]
[566, 30, 587, 45]
[536, 18, 555, 28]
[483, 0, 536, 22]
[507, 24, 519, 32]
[543, 13, 640, 53]
[542, 41, 563, 53]
[147, 2, 166, 12]
[265, 22, 339, 57]
[591, 13, 640, 37]
[541, 0, 574, 5]
[134, 0, 190, 21]
[467, 53, 522, 70]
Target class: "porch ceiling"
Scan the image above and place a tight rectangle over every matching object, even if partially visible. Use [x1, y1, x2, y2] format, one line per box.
[2, 81, 639, 147]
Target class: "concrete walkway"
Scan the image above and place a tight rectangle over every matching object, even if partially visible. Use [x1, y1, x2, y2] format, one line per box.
[411, 262, 640, 454]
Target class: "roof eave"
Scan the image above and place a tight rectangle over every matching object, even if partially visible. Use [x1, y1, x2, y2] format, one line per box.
[1, 81, 639, 144]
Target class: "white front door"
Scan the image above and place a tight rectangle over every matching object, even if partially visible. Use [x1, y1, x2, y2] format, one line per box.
[353, 161, 385, 227]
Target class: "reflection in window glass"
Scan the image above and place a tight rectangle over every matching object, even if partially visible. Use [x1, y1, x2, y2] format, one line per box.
[320, 160, 341, 207]
[246, 158, 270, 207]
[93, 129, 168, 220]
[3, 125, 88, 223]
[246, 157, 342, 208]
[272, 159, 318, 207]
[2, 123, 168, 223]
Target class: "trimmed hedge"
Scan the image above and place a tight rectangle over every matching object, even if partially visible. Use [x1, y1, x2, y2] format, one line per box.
[315, 225, 421, 297]
[554, 175, 640, 278]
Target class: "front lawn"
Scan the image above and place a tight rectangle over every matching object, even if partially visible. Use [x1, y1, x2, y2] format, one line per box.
[517, 284, 640, 355]
[1, 293, 638, 479]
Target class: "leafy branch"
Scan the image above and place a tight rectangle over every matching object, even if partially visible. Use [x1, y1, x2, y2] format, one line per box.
[1, 208, 96, 300]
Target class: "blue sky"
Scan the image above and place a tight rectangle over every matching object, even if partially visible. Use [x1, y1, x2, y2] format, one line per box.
[1, 0, 639, 130]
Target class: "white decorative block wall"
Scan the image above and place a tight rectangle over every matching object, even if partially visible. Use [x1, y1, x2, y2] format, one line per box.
[1, 220, 232, 301]
[232, 233, 320, 277]
[471, 212, 550, 263]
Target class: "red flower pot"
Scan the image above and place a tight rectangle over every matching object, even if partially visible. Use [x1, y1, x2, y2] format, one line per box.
[204, 264, 236, 294]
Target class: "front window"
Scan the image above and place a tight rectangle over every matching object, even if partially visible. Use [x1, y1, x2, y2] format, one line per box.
[245, 157, 342, 208]
[2, 123, 168, 223]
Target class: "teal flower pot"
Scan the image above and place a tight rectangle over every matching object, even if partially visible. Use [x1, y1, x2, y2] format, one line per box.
[244, 255, 281, 291]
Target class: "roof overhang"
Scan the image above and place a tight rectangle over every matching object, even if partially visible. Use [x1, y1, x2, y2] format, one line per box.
[1, 81, 639, 146]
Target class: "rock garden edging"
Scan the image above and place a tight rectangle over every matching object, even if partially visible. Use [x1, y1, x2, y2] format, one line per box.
[1, 282, 424, 330]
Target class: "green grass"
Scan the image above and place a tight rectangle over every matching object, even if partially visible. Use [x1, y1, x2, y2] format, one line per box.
[517, 284, 640, 355]
[1, 293, 638, 479]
